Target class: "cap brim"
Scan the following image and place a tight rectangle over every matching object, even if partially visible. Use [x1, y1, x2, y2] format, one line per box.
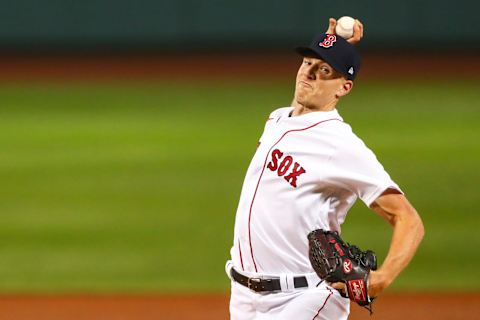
[295, 46, 346, 78]
[295, 47, 324, 59]
[295, 46, 336, 70]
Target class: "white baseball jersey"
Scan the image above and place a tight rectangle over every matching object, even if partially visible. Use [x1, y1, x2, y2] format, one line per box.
[230, 106, 401, 275]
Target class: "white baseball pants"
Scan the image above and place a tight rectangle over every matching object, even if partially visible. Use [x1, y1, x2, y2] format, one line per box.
[226, 263, 350, 320]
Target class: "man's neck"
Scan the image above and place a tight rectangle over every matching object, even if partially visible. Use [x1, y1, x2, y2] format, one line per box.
[291, 100, 337, 117]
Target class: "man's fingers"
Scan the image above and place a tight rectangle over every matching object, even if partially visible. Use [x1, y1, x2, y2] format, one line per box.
[356, 19, 364, 38]
[347, 19, 364, 45]
[326, 17, 336, 34]
[328, 281, 346, 291]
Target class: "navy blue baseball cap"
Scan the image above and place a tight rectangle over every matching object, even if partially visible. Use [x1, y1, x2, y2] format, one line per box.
[295, 33, 361, 80]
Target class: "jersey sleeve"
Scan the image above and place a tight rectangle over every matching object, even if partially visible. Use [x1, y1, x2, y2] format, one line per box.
[325, 129, 402, 207]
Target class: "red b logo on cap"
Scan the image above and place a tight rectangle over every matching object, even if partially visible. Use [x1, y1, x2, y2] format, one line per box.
[319, 34, 337, 48]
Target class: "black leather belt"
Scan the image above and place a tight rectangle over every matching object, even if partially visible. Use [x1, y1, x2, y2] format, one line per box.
[231, 267, 308, 292]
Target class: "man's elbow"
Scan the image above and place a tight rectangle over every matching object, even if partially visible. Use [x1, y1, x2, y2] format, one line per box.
[417, 215, 425, 241]
[410, 208, 425, 242]
[395, 205, 425, 241]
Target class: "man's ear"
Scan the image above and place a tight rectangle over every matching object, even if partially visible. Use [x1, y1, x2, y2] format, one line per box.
[336, 80, 353, 98]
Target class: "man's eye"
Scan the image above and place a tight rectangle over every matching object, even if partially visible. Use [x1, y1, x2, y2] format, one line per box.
[320, 67, 330, 74]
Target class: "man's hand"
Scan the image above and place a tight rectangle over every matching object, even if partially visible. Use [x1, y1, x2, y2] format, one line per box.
[325, 17, 364, 44]
[328, 270, 387, 298]
[366, 270, 390, 298]
[327, 281, 346, 294]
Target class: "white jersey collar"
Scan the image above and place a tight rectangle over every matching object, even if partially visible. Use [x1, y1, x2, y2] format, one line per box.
[283, 107, 343, 123]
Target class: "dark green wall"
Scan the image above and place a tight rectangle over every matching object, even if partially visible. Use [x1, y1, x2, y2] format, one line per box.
[0, 0, 478, 51]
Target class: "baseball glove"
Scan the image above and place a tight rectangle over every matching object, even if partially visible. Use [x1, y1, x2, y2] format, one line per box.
[307, 229, 377, 309]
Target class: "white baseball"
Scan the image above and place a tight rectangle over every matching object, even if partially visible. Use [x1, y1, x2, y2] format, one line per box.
[335, 16, 355, 39]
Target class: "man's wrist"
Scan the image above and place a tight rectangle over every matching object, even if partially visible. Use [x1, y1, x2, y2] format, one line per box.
[368, 270, 393, 296]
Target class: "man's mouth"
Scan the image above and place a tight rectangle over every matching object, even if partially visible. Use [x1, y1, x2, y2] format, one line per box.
[298, 81, 312, 89]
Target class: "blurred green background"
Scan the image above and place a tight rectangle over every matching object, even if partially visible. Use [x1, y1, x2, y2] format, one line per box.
[0, 79, 478, 293]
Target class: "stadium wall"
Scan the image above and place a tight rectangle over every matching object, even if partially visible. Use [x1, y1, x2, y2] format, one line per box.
[0, 0, 478, 52]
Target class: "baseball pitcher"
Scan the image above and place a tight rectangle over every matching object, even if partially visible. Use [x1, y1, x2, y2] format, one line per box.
[225, 18, 424, 320]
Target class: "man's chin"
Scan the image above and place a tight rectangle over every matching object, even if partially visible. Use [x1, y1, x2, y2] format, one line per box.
[294, 94, 308, 106]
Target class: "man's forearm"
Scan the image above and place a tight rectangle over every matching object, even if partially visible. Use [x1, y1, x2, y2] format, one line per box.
[368, 193, 425, 296]
[377, 206, 424, 287]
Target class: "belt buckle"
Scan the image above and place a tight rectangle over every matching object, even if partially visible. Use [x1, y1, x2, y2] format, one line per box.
[247, 277, 262, 291]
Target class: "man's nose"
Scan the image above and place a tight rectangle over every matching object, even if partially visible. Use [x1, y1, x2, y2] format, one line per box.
[306, 68, 316, 80]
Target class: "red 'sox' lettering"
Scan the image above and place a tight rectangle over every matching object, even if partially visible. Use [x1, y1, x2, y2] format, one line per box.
[277, 156, 293, 176]
[267, 148, 306, 188]
[284, 163, 306, 187]
[267, 149, 283, 171]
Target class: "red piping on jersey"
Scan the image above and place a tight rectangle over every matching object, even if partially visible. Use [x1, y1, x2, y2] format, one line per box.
[312, 287, 334, 320]
[238, 239, 245, 271]
[247, 118, 342, 272]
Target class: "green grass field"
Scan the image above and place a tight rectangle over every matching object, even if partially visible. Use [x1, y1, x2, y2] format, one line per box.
[0, 79, 478, 293]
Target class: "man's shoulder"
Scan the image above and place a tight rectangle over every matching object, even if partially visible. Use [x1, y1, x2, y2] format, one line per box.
[331, 123, 379, 160]
[318, 117, 357, 139]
